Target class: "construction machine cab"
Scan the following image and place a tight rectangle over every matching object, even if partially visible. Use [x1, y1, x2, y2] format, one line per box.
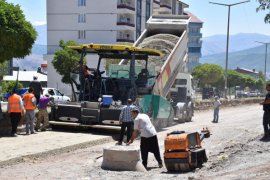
[69, 43, 162, 104]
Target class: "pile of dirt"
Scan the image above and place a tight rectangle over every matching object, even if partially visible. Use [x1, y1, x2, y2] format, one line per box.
[137, 34, 179, 71]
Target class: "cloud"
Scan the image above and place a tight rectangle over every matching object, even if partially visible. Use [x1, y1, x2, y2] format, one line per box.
[33, 21, 47, 26]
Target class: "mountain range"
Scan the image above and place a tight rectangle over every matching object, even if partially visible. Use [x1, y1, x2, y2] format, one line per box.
[202, 33, 270, 56]
[13, 25, 47, 70]
[201, 33, 270, 73]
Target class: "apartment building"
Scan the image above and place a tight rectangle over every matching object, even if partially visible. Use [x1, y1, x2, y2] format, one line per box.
[45, 0, 153, 96]
[185, 12, 203, 72]
[47, 0, 153, 54]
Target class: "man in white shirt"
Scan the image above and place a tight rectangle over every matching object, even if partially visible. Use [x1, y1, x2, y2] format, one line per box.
[127, 107, 163, 169]
[213, 96, 221, 123]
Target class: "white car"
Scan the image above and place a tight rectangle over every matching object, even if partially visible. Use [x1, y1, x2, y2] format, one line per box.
[43, 88, 71, 103]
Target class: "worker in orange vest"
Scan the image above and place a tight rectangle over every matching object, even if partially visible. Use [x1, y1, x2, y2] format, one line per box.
[23, 87, 37, 135]
[8, 90, 25, 137]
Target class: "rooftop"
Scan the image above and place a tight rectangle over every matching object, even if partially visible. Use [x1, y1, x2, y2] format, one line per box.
[3, 71, 47, 82]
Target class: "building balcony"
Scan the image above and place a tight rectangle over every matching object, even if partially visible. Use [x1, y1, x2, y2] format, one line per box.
[188, 40, 202, 47]
[188, 31, 202, 37]
[160, 4, 171, 9]
[116, 38, 134, 43]
[117, 19, 135, 27]
[117, 31, 134, 43]
[117, 3, 135, 11]
[153, 0, 160, 4]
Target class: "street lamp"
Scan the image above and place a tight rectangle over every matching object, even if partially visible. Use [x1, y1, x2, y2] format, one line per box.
[255, 41, 270, 81]
[209, 0, 250, 99]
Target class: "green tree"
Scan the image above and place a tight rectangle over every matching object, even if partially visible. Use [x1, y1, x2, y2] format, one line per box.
[256, 78, 265, 91]
[257, 0, 270, 23]
[0, 61, 8, 80]
[52, 40, 80, 101]
[243, 75, 257, 90]
[2, 81, 23, 93]
[0, 0, 37, 62]
[192, 64, 224, 88]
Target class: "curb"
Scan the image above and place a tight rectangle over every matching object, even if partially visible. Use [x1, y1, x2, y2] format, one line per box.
[0, 136, 115, 167]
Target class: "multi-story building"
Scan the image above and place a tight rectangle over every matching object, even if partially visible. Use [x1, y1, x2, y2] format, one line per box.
[47, 0, 153, 54]
[185, 12, 203, 72]
[45, 0, 154, 95]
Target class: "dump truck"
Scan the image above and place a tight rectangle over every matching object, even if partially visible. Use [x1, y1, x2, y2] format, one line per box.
[122, 14, 194, 123]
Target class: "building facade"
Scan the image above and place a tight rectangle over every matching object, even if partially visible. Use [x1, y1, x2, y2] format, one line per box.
[185, 12, 203, 72]
[47, 0, 153, 54]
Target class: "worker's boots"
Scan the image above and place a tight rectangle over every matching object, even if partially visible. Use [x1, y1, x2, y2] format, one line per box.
[260, 134, 269, 141]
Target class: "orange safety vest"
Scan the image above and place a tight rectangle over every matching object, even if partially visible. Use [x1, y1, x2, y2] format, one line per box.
[23, 93, 36, 110]
[8, 94, 23, 113]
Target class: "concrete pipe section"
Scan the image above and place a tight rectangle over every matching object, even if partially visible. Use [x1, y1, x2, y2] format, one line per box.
[101, 145, 146, 172]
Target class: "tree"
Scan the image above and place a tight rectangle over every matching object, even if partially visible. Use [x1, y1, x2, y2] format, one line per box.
[256, 78, 265, 91]
[192, 64, 224, 87]
[0, 0, 37, 62]
[2, 81, 23, 93]
[257, 0, 270, 23]
[0, 61, 8, 80]
[52, 40, 80, 101]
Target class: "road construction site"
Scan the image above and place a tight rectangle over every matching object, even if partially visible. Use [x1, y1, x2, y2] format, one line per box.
[1, 104, 269, 179]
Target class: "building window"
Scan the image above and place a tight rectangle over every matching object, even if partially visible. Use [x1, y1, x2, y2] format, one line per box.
[145, 0, 151, 22]
[190, 27, 200, 33]
[178, 2, 182, 15]
[136, 0, 142, 39]
[78, 30, 86, 39]
[188, 47, 201, 53]
[78, 0, 86, 6]
[78, 14, 86, 23]
[172, 0, 176, 15]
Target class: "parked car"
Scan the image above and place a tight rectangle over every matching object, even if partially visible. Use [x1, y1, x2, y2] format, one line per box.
[247, 91, 259, 97]
[43, 88, 70, 103]
[2, 88, 70, 104]
[2, 88, 29, 100]
[236, 90, 248, 98]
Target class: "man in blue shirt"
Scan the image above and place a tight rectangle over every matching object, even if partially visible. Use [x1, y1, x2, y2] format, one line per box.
[116, 99, 135, 145]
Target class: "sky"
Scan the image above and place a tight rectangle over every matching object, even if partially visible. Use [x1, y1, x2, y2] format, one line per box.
[7, 0, 46, 26]
[6, 0, 270, 37]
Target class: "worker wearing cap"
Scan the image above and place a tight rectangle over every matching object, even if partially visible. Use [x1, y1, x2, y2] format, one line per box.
[35, 94, 51, 131]
[116, 99, 135, 145]
[23, 87, 37, 135]
[29, 75, 43, 105]
[8, 90, 24, 137]
[127, 107, 163, 169]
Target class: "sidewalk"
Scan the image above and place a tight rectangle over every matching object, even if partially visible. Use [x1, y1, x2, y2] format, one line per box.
[0, 130, 114, 163]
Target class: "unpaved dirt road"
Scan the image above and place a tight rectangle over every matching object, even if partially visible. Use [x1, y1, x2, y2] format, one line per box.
[0, 104, 270, 180]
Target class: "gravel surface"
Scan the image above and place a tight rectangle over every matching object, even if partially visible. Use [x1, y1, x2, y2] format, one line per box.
[0, 104, 270, 180]
[137, 34, 179, 71]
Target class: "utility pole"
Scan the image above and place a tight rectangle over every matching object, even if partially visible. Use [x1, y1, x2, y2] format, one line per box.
[209, 0, 250, 99]
[255, 41, 270, 81]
